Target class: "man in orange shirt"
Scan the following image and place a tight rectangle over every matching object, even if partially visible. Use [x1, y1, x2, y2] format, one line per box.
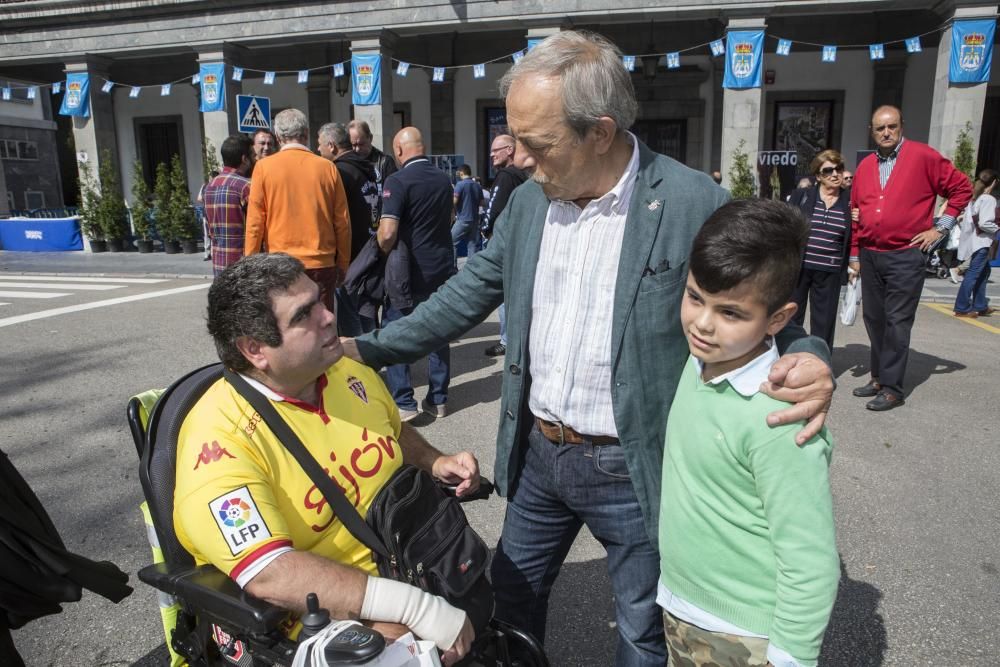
[245, 108, 351, 312]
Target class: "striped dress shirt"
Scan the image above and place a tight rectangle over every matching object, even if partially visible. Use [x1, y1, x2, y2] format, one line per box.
[527, 135, 640, 438]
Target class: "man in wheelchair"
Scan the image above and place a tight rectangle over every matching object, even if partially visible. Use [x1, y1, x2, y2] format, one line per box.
[172, 252, 478, 664]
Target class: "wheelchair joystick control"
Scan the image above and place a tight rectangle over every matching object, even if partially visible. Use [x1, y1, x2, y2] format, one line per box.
[299, 592, 331, 640]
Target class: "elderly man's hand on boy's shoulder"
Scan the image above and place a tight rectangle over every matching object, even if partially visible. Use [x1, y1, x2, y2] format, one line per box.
[759, 352, 834, 446]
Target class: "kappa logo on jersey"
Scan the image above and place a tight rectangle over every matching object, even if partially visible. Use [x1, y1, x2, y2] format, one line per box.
[209, 486, 273, 556]
[346, 375, 369, 404]
[194, 440, 236, 469]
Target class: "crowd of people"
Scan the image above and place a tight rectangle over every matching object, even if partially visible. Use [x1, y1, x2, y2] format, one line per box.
[181, 28, 995, 667]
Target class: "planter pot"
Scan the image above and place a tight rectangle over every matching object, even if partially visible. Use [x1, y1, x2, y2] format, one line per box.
[163, 240, 181, 254]
[106, 238, 124, 252]
[180, 239, 199, 254]
[89, 239, 108, 253]
[136, 240, 155, 253]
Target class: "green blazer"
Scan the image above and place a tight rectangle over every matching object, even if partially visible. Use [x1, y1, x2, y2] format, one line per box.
[356, 141, 830, 546]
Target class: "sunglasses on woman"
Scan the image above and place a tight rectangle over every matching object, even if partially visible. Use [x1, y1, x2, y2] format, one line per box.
[819, 165, 845, 176]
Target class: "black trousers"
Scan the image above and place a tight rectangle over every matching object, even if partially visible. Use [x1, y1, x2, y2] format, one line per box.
[859, 247, 925, 398]
[791, 266, 841, 351]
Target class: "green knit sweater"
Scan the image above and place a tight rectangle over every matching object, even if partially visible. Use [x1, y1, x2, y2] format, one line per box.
[658, 358, 839, 665]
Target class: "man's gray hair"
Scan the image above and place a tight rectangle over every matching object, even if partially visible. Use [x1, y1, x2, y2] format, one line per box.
[319, 122, 351, 150]
[273, 108, 309, 141]
[499, 31, 638, 139]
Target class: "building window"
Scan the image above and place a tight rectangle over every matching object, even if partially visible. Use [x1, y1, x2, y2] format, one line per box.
[24, 190, 46, 209]
[0, 139, 39, 161]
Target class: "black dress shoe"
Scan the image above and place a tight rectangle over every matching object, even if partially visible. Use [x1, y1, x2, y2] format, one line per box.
[852, 380, 881, 398]
[484, 343, 506, 357]
[866, 391, 905, 412]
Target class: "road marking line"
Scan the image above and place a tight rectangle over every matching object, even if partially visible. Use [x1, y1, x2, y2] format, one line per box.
[0, 283, 211, 328]
[923, 302, 1000, 333]
[0, 290, 70, 299]
[0, 275, 167, 284]
[0, 281, 124, 291]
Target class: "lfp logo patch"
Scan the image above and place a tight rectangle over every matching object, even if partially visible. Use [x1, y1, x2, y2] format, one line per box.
[209, 486, 272, 555]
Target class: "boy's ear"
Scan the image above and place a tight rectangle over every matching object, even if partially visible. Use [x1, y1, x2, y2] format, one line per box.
[766, 302, 798, 336]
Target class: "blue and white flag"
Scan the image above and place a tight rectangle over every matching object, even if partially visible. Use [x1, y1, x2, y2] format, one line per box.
[512, 50, 525, 64]
[869, 43, 885, 60]
[27, 87, 37, 100]
[905, 37, 922, 54]
[192, 73, 200, 85]
[232, 67, 244, 82]
[297, 70, 309, 84]
[710, 39, 725, 57]
[396, 62, 410, 77]
[352, 54, 381, 105]
[473, 63, 485, 79]
[622, 55, 636, 72]
[263, 71, 275, 85]
[723, 30, 764, 89]
[432, 67, 445, 82]
[666, 52, 680, 69]
[199, 62, 225, 112]
[950, 19, 994, 83]
[59, 72, 90, 117]
[129, 86, 141, 99]
[776, 39, 792, 56]
[1, 89, 9, 101]
[100, 80, 114, 94]
[52, 81, 62, 94]
[161, 83, 171, 96]
[527, 38, 544, 51]
[333, 63, 345, 78]
[822, 46, 837, 63]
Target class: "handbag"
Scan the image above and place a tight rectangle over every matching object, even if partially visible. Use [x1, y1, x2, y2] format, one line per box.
[223, 370, 494, 635]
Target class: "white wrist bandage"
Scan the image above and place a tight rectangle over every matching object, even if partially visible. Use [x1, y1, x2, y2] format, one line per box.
[360, 576, 467, 651]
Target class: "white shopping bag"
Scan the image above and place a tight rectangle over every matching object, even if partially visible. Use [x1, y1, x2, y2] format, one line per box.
[840, 277, 861, 326]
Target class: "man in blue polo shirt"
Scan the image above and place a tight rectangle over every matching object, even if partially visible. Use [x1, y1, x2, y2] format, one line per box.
[452, 164, 484, 266]
[376, 127, 456, 421]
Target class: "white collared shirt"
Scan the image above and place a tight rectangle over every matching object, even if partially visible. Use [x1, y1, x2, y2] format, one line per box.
[658, 341, 805, 667]
[527, 134, 640, 437]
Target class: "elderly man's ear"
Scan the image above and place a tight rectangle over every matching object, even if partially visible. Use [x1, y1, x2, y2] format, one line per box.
[591, 117, 619, 154]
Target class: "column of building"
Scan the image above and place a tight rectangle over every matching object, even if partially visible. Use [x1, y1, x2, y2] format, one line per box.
[197, 46, 243, 178]
[719, 17, 766, 190]
[350, 32, 397, 155]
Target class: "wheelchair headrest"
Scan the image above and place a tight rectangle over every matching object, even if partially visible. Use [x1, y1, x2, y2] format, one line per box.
[139, 363, 224, 569]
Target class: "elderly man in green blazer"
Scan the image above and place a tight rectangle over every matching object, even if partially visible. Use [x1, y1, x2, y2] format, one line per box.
[345, 31, 834, 666]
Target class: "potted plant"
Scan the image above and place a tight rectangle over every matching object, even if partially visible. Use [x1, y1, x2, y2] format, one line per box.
[77, 160, 105, 252]
[952, 121, 976, 183]
[130, 160, 155, 253]
[168, 155, 199, 253]
[95, 149, 128, 251]
[728, 139, 757, 199]
[152, 161, 179, 253]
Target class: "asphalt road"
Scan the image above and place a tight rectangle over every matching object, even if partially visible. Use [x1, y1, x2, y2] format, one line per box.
[1, 250, 998, 666]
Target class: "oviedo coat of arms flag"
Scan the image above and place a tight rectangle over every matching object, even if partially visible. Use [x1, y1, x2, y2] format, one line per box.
[59, 73, 91, 117]
[199, 63, 226, 112]
[352, 54, 381, 106]
[723, 30, 764, 89]
[949, 19, 994, 84]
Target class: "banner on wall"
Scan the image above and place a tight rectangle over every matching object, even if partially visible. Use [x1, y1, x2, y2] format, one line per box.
[59, 73, 90, 117]
[199, 63, 226, 112]
[352, 54, 381, 106]
[949, 19, 994, 83]
[723, 30, 764, 89]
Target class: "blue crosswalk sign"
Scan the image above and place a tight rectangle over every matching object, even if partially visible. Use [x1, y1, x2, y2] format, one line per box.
[237, 95, 270, 133]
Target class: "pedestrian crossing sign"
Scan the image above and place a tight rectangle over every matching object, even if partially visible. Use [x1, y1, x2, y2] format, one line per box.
[237, 95, 270, 133]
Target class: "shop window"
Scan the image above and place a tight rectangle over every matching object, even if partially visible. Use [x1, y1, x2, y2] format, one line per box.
[24, 190, 46, 209]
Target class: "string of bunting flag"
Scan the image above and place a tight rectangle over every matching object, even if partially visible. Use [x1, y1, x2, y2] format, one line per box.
[1, 17, 993, 114]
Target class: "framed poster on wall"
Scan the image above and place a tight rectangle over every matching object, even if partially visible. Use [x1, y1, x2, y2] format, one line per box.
[773, 100, 834, 180]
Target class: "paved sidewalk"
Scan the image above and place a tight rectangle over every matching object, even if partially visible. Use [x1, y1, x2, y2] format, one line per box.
[2, 250, 998, 304]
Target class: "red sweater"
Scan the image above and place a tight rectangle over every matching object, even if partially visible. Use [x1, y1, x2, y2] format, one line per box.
[850, 140, 972, 255]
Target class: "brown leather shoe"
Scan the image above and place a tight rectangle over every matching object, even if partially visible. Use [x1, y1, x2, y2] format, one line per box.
[852, 380, 881, 398]
[954, 311, 979, 318]
[977, 307, 996, 316]
[866, 391, 905, 412]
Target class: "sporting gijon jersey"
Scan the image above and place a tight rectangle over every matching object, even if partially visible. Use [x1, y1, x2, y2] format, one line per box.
[174, 358, 402, 588]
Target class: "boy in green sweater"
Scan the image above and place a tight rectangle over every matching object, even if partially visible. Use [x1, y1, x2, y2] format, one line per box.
[658, 199, 839, 667]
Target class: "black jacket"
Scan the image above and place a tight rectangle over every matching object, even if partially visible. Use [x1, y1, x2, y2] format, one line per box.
[334, 151, 380, 260]
[789, 185, 853, 282]
[482, 166, 528, 237]
[344, 236, 414, 317]
[367, 147, 398, 190]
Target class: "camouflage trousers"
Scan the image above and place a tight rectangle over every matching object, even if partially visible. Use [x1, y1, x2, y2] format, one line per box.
[663, 611, 769, 666]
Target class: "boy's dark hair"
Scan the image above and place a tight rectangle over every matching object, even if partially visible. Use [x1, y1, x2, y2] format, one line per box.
[220, 134, 253, 169]
[689, 198, 808, 314]
[207, 253, 305, 372]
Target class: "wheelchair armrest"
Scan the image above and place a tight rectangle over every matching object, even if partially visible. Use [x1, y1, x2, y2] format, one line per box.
[139, 562, 288, 635]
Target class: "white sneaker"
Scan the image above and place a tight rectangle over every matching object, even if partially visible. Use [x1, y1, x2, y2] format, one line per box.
[398, 408, 420, 422]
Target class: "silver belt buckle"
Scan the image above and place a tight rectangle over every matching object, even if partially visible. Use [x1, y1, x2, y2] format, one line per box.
[557, 421, 566, 446]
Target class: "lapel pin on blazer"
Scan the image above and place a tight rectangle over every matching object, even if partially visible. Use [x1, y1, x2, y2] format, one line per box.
[647, 199, 662, 211]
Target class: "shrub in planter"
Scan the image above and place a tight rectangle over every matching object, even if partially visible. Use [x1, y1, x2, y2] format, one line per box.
[95, 149, 128, 246]
[728, 139, 757, 199]
[152, 161, 173, 247]
[77, 161, 103, 244]
[131, 160, 154, 252]
[168, 155, 198, 251]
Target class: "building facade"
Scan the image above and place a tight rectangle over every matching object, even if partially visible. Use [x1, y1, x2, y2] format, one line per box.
[0, 0, 997, 213]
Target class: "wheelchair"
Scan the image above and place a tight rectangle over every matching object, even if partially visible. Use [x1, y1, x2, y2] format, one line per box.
[127, 363, 548, 667]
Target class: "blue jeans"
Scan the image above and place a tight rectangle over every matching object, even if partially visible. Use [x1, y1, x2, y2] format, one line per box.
[954, 247, 992, 314]
[491, 425, 666, 666]
[335, 288, 363, 338]
[382, 303, 450, 410]
[451, 218, 480, 265]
